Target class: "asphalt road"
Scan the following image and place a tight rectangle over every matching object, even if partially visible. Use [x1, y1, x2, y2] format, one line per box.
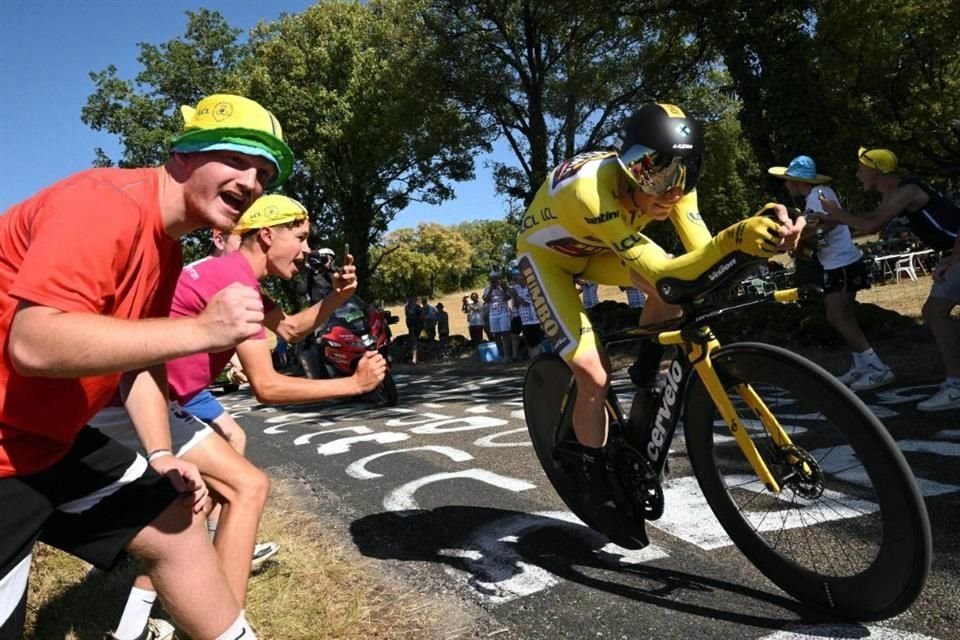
[224, 363, 960, 640]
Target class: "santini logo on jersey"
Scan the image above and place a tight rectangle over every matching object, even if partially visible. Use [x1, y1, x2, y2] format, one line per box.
[584, 211, 618, 225]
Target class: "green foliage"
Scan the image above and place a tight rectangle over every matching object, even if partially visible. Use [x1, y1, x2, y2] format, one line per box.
[79, 0, 958, 302]
[79, 3, 488, 291]
[453, 219, 518, 283]
[425, 0, 710, 204]
[677, 70, 765, 231]
[238, 0, 490, 294]
[369, 223, 472, 300]
[81, 9, 248, 170]
[368, 218, 517, 301]
[813, 0, 960, 189]
[682, 0, 959, 208]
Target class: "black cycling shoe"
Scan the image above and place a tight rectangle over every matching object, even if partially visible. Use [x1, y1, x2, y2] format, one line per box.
[580, 449, 650, 550]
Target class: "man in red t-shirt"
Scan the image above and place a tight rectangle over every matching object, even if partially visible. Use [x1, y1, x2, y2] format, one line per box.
[0, 93, 293, 640]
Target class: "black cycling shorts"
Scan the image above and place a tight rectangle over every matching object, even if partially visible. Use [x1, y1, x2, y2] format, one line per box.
[823, 259, 870, 294]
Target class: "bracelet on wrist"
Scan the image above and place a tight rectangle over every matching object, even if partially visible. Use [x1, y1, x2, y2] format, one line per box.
[147, 449, 173, 463]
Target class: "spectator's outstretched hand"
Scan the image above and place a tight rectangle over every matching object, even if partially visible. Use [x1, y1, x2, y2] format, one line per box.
[352, 351, 387, 393]
[331, 254, 358, 302]
[758, 203, 806, 252]
[226, 363, 248, 384]
[199, 282, 264, 351]
[817, 191, 844, 216]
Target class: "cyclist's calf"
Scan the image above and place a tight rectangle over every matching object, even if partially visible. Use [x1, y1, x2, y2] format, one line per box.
[569, 350, 611, 448]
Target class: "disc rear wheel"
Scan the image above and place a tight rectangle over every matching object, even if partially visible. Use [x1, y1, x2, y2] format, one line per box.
[523, 354, 647, 548]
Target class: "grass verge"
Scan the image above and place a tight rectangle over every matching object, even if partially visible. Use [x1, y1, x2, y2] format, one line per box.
[25, 477, 442, 640]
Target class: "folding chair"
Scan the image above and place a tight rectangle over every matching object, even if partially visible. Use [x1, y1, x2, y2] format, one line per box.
[894, 255, 918, 283]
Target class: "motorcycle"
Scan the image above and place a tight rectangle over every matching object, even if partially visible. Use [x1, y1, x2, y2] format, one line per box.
[312, 295, 399, 406]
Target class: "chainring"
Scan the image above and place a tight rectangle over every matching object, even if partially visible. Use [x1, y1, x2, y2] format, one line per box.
[616, 446, 665, 520]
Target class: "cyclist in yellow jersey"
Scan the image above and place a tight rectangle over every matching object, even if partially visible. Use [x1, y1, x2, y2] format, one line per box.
[517, 104, 803, 516]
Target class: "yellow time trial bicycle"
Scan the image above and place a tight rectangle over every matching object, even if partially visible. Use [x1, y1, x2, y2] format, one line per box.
[523, 273, 931, 621]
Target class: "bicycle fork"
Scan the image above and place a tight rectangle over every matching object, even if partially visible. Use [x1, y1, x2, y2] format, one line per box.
[659, 327, 798, 493]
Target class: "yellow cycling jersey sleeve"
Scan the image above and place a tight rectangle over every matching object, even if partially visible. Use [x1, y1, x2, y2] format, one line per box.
[519, 151, 718, 285]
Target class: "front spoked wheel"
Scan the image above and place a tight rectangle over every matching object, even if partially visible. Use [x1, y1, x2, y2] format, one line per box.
[684, 343, 931, 620]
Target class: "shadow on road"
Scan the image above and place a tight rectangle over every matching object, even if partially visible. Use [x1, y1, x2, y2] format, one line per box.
[350, 505, 844, 630]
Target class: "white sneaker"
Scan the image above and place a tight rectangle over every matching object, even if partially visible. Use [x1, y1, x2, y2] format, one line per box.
[146, 619, 175, 640]
[917, 385, 960, 412]
[251, 541, 280, 570]
[837, 365, 868, 386]
[106, 618, 175, 640]
[849, 364, 895, 391]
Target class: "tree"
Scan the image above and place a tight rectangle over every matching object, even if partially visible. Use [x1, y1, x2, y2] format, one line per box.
[676, 69, 765, 230]
[453, 219, 518, 285]
[677, 0, 959, 206]
[238, 0, 490, 296]
[426, 0, 711, 205]
[82, 9, 249, 170]
[370, 223, 473, 300]
[813, 0, 960, 181]
[80, 4, 489, 300]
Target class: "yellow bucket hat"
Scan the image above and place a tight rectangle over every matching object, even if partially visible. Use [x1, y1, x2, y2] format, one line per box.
[858, 147, 898, 173]
[233, 194, 309, 234]
[171, 94, 294, 188]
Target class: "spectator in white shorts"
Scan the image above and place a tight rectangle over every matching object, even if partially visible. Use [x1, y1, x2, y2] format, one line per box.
[483, 270, 514, 362]
[769, 154, 894, 391]
[92, 195, 385, 640]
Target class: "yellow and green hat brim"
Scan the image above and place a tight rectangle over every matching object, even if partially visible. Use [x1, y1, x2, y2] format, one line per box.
[170, 127, 294, 188]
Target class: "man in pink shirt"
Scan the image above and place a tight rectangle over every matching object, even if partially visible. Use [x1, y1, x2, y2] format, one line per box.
[93, 195, 386, 640]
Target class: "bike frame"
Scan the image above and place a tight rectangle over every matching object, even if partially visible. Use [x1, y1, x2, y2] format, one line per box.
[595, 287, 806, 494]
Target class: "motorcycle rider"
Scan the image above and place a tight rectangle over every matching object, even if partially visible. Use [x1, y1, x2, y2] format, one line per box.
[299, 247, 337, 377]
[305, 247, 337, 303]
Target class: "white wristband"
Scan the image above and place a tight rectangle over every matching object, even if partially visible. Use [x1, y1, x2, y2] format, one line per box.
[147, 449, 173, 463]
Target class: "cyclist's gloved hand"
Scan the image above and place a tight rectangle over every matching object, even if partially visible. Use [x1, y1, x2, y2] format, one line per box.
[714, 216, 782, 258]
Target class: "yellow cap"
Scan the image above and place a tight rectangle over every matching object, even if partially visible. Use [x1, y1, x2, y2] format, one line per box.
[233, 195, 309, 234]
[171, 94, 294, 188]
[858, 147, 898, 173]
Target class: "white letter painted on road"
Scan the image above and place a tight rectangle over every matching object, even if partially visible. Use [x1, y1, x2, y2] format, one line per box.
[383, 469, 536, 512]
[346, 446, 475, 480]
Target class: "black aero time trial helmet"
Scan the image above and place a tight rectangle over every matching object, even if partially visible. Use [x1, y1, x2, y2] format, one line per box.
[612, 103, 704, 195]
